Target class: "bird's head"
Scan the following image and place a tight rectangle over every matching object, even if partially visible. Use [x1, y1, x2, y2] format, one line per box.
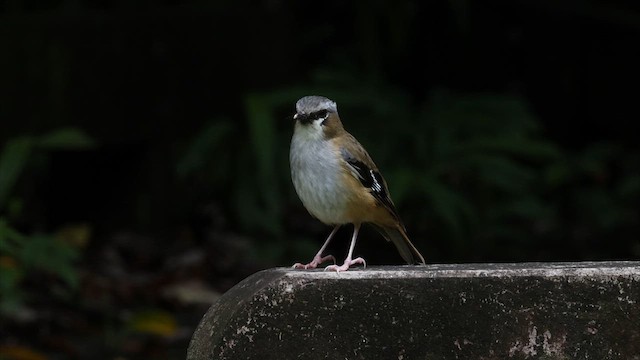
[293, 95, 343, 139]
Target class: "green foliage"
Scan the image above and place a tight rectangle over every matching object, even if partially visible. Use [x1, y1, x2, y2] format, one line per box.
[0, 128, 94, 213]
[0, 220, 79, 314]
[0, 137, 32, 212]
[0, 128, 93, 316]
[409, 91, 562, 254]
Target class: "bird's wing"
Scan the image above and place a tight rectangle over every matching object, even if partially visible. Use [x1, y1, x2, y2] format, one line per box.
[339, 134, 402, 223]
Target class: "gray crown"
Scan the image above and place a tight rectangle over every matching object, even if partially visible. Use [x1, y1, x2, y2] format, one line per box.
[296, 96, 337, 114]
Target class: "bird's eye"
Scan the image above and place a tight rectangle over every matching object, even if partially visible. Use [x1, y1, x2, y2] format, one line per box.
[317, 110, 328, 119]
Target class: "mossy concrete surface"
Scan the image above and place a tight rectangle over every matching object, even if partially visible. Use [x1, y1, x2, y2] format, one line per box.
[187, 262, 640, 359]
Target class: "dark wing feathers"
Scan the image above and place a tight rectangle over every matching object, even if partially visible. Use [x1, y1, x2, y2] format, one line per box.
[340, 147, 401, 221]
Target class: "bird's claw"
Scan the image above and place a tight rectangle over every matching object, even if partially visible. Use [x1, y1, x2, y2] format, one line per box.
[324, 257, 366, 272]
[291, 254, 336, 269]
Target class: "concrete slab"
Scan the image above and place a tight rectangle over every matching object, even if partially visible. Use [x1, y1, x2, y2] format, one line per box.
[187, 262, 640, 359]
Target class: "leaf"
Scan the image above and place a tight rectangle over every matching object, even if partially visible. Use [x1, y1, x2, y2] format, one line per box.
[37, 127, 95, 149]
[161, 280, 220, 305]
[0, 137, 34, 211]
[19, 235, 79, 289]
[0, 128, 94, 211]
[128, 309, 178, 338]
[0, 345, 47, 360]
[54, 223, 92, 248]
[0, 260, 24, 315]
[244, 94, 283, 236]
[0, 217, 28, 250]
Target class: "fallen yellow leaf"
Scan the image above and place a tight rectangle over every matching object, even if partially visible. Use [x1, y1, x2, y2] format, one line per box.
[128, 310, 177, 338]
[0, 345, 47, 360]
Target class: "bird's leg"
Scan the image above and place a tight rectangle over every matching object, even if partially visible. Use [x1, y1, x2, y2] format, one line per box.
[325, 223, 366, 272]
[292, 225, 339, 269]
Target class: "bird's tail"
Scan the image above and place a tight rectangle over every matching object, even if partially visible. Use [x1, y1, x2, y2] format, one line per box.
[373, 224, 426, 265]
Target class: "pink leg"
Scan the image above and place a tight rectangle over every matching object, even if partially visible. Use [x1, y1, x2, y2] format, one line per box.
[292, 226, 339, 269]
[325, 223, 366, 272]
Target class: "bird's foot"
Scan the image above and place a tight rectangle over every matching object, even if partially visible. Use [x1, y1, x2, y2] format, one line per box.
[324, 257, 366, 272]
[292, 255, 336, 270]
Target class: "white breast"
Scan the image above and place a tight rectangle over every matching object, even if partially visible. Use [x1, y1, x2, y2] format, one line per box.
[290, 124, 351, 225]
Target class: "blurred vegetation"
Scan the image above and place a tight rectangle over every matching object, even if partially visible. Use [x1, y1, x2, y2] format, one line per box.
[1, 0, 639, 358]
[0, 129, 93, 316]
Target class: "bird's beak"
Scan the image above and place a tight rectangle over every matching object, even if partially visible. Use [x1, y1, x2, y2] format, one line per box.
[293, 113, 299, 120]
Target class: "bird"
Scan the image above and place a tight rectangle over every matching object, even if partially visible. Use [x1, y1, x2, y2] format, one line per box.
[289, 95, 426, 272]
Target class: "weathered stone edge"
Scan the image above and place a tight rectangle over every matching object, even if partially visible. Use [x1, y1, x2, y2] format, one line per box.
[186, 261, 640, 359]
[187, 268, 287, 360]
[281, 261, 640, 279]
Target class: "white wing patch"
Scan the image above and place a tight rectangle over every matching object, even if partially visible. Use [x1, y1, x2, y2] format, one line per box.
[370, 169, 383, 192]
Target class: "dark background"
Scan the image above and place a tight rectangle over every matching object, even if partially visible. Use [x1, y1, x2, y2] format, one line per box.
[1, 0, 639, 358]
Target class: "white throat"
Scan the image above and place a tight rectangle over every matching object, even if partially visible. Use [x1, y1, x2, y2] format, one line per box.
[293, 117, 327, 141]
